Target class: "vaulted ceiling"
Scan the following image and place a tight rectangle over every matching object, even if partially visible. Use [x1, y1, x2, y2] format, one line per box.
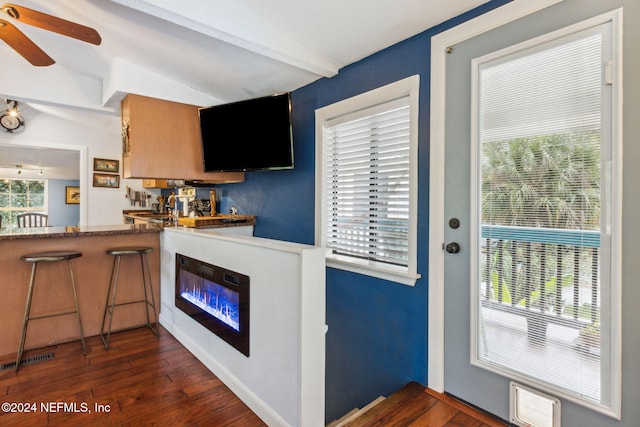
[0, 0, 487, 114]
[0, 0, 489, 178]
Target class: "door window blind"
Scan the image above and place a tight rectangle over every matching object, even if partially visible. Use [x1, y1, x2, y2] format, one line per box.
[474, 20, 618, 415]
[322, 97, 410, 268]
[479, 30, 603, 232]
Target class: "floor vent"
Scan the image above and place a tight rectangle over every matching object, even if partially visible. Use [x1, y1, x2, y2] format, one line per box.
[0, 352, 54, 371]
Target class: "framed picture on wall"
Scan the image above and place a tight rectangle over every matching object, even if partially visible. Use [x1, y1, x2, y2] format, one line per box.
[65, 186, 80, 204]
[93, 158, 120, 173]
[93, 173, 120, 188]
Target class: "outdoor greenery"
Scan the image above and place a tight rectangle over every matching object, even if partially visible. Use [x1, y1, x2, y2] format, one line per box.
[481, 132, 601, 324]
[481, 131, 600, 230]
[0, 179, 47, 227]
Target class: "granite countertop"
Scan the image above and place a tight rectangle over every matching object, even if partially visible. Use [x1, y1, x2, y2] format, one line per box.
[0, 223, 163, 241]
[123, 210, 256, 229]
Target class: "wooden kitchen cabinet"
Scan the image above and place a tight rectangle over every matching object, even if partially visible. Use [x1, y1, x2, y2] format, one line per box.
[142, 179, 170, 188]
[121, 94, 244, 183]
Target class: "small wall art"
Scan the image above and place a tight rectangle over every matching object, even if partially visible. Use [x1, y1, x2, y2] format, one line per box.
[65, 186, 80, 204]
[93, 158, 120, 173]
[93, 173, 120, 188]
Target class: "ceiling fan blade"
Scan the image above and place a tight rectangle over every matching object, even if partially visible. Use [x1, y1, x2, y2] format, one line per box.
[0, 19, 53, 66]
[2, 3, 101, 45]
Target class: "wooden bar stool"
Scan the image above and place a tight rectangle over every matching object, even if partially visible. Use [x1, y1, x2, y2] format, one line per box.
[100, 246, 159, 349]
[17, 251, 86, 372]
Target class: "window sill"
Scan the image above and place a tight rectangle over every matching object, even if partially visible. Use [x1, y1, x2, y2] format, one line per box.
[326, 255, 420, 286]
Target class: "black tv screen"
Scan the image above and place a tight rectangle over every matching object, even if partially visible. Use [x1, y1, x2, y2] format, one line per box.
[199, 93, 294, 172]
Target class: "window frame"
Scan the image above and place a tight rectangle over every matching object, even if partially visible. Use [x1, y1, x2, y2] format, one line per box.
[0, 178, 49, 226]
[315, 75, 421, 286]
[468, 11, 622, 418]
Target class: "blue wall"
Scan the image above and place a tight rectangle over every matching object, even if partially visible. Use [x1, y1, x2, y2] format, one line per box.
[48, 179, 80, 226]
[215, 1, 509, 421]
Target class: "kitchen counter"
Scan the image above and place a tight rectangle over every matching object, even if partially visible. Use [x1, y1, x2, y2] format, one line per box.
[176, 214, 256, 228]
[123, 210, 256, 229]
[0, 224, 161, 357]
[0, 223, 162, 240]
[123, 210, 174, 226]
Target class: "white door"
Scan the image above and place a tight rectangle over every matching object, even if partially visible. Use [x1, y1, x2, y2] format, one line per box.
[442, 1, 621, 425]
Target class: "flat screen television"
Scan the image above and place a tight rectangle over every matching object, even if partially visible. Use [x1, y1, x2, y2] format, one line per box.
[199, 92, 294, 172]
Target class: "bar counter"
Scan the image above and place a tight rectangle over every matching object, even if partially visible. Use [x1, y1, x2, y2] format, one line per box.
[0, 224, 162, 358]
[0, 223, 163, 240]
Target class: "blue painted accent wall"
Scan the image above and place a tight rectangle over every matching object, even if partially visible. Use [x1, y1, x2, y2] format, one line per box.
[48, 179, 80, 226]
[215, 1, 510, 421]
[215, 86, 319, 244]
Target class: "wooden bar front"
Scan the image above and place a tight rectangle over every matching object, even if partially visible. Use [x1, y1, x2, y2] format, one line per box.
[0, 230, 161, 358]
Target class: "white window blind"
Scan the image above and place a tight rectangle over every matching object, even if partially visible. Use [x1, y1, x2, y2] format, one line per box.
[479, 30, 603, 231]
[479, 32, 602, 143]
[473, 19, 619, 416]
[322, 97, 410, 268]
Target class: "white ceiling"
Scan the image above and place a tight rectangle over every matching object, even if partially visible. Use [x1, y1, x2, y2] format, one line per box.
[0, 0, 488, 110]
[0, 143, 79, 180]
[0, 0, 489, 178]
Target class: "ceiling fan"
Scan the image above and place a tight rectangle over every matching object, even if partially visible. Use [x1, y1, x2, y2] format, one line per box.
[0, 3, 101, 66]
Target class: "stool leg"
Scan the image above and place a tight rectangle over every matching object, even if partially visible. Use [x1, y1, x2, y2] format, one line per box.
[100, 255, 121, 350]
[16, 262, 38, 372]
[99, 256, 113, 348]
[141, 253, 159, 337]
[68, 259, 86, 355]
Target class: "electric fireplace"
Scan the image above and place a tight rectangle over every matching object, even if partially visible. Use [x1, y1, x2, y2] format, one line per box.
[175, 253, 250, 356]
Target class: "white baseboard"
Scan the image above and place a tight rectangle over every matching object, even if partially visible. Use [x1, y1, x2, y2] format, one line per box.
[159, 315, 290, 427]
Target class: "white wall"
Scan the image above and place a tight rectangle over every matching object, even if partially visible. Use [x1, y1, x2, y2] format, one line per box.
[160, 228, 326, 427]
[0, 105, 159, 225]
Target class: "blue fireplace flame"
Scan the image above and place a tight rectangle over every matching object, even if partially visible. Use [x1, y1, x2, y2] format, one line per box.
[179, 270, 240, 331]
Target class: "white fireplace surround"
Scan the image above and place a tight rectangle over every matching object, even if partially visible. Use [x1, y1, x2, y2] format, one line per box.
[159, 227, 326, 427]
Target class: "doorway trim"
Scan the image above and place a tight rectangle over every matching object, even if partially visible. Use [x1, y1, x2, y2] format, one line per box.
[427, 0, 566, 392]
[0, 142, 88, 226]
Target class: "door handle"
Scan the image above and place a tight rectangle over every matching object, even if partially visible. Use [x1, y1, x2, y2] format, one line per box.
[445, 242, 461, 254]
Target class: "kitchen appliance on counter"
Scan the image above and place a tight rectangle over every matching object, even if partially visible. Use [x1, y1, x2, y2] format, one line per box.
[176, 187, 196, 217]
[187, 199, 211, 216]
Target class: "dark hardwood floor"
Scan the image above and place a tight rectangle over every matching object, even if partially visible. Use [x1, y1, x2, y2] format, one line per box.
[341, 382, 508, 427]
[0, 326, 266, 426]
[2, 326, 507, 427]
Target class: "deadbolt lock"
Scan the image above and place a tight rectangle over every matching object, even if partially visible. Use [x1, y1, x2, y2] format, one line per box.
[445, 242, 461, 254]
